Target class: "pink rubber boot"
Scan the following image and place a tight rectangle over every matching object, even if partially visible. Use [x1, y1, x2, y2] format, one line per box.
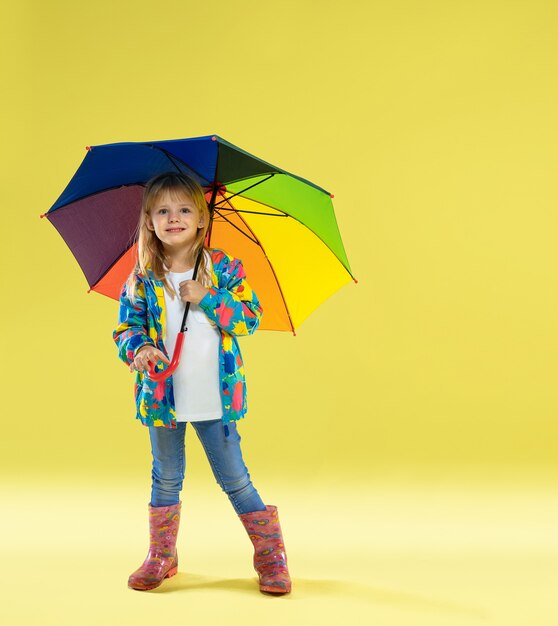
[128, 501, 181, 591]
[238, 505, 292, 594]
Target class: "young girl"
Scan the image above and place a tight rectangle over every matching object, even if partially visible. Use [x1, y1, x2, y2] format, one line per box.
[113, 171, 291, 595]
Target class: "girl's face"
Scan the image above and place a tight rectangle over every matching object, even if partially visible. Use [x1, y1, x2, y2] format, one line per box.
[146, 189, 204, 251]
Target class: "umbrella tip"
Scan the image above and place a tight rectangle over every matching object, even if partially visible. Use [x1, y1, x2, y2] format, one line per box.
[85, 146, 93, 151]
[211, 136, 217, 141]
[353, 277, 359, 284]
[39, 213, 47, 219]
[330, 193, 334, 198]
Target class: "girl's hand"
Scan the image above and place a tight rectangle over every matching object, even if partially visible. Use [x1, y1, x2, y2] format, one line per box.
[130, 345, 171, 373]
[178, 279, 210, 305]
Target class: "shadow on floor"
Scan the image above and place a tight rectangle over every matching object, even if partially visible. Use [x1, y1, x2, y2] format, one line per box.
[145, 572, 487, 618]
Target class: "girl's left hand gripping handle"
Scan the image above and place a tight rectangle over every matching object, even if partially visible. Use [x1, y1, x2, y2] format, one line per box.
[147, 332, 185, 382]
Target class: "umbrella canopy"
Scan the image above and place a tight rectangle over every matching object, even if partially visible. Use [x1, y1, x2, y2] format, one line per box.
[43, 134, 356, 332]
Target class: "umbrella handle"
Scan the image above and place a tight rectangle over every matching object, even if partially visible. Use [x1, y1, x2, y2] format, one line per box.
[146, 332, 185, 382]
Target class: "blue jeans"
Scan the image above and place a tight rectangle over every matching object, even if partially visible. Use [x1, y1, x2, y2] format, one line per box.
[148, 419, 266, 515]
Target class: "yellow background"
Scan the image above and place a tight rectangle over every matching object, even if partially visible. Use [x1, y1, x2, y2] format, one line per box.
[1, 1, 557, 625]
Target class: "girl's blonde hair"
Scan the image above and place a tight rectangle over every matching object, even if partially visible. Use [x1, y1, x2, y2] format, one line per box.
[125, 172, 213, 302]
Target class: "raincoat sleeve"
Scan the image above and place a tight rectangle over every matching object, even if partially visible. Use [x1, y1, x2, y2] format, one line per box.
[112, 276, 156, 366]
[198, 257, 263, 336]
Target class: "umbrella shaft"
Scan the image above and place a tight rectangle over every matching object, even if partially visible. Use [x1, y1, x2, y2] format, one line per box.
[180, 250, 202, 333]
[180, 184, 217, 333]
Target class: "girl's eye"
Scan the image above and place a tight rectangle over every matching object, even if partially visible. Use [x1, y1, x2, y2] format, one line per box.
[158, 208, 167, 214]
[181, 208, 191, 213]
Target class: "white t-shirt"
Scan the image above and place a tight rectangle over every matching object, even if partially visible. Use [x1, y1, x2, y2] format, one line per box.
[163, 266, 223, 422]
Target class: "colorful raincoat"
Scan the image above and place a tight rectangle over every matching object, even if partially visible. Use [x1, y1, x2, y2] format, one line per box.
[113, 248, 263, 431]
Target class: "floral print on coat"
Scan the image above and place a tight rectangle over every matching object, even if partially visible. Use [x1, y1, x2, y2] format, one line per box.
[113, 248, 263, 429]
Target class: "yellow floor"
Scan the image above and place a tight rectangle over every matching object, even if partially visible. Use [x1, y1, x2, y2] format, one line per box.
[1, 474, 557, 626]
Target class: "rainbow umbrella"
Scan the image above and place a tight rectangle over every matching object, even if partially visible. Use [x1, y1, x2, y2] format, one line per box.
[43, 134, 356, 339]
